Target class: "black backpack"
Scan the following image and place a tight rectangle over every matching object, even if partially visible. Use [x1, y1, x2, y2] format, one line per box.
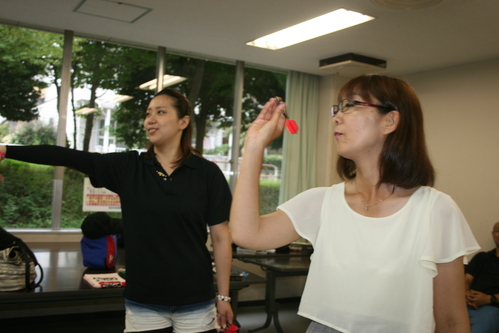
[0, 227, 44, 291]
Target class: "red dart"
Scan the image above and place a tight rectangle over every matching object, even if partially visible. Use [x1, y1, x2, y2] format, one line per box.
[226, 323, 239, 332]
[270, 89, 299, 134]
[285, 117, 299, 134]
[220, 323, 239, 332]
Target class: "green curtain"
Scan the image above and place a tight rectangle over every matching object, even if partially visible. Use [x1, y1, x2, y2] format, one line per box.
[279, 71, 320, 204]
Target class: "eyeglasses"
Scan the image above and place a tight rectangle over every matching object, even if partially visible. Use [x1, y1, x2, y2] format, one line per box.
[330, 99, 397, 117]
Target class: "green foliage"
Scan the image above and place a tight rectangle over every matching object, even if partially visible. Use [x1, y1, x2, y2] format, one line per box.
[0, 160, 89, 229]
[259, 180, 281, 215]
[114, 54, 287, 151]
[0, 25, 59, 121]
[0, 123, 9, 142]
[192, 61, 235, 152]
[60, 168, 87, 228]
[113, 53, 157, 149]
[70, 39, 158, 151]
[263, 154, 282, 170]
[261, 154, 282, 178]
[0, 60, 44, 121]
[0, 160, 54, 227]
[203, 144, 230, 156]
[10, 121, 57, 145]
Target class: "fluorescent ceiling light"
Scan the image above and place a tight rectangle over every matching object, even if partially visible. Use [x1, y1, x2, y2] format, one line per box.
[112, 94, 134, 103]
[246, 8, 374, 50]
[98, 94, 134, 104]
[75, 107, 98, 115]
[139, 75, 187, 90]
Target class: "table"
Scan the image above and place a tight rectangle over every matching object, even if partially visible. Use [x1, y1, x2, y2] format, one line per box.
[0, 242, 265, 319]
[232, 248, 312, 260]
[241, 256, 310, 333]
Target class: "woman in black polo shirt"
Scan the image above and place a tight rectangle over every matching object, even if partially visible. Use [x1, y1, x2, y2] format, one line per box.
[0, 88, 234, 333]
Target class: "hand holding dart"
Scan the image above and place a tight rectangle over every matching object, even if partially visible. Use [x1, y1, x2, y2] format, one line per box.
[270, 89, 299, 134]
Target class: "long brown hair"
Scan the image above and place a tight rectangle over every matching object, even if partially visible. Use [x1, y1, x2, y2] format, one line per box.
[336, 74, 435, 188]
[147, 88, 202, 166]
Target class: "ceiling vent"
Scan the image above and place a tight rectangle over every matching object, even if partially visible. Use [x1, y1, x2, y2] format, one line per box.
[370, 0, 446, 10]
[319, 53, 387, 77]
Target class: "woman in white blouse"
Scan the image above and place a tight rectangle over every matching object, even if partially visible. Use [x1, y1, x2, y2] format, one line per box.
[230, 74, 479, 333]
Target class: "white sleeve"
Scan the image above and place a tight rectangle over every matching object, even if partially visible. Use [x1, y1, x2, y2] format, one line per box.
[423, 191, 480, 265]
[277, 187, 328, 245]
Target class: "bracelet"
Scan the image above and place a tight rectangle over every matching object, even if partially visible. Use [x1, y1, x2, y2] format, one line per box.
[216, 295, 231, 302]
[0, 150, 5, 161]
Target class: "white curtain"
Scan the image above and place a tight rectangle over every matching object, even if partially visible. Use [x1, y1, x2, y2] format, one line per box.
[279, 71, 320, 204]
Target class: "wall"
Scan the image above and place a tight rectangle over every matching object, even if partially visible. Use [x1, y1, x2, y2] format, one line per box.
[316, 75, 348, 187]
[407, 58, 499, 252]
[316, 57, 499, 253]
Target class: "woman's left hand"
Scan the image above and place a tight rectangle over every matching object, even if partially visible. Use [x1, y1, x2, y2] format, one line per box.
[216, 299, 234, 330]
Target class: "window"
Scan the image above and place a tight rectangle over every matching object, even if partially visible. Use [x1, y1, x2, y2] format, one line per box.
[0, 24, 288, 229]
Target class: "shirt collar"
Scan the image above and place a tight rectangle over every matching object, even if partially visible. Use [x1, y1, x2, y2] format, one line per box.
[142, 147, 200, 170]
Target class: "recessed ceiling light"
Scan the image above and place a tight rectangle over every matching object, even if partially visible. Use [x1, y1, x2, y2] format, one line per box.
[112, 95, 134, 103]
[75, 107, 98, 115]
[246, 8, 374, 50]
[138, 75, 187, 90]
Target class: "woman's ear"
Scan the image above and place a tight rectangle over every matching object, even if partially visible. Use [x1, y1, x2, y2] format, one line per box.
[383, 110, 400, 135]
[179, 115, 190, 130]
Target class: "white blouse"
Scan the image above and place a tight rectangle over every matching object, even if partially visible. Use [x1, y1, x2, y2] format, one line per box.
[278, 183, 479, 333]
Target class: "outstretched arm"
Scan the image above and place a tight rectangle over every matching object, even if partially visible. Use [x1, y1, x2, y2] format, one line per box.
[0, 145, 95, 176]
[230, 98, 300, 250]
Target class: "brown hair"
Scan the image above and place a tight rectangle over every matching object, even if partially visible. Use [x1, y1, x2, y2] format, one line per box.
[147, 88, 202, 165]
[336, 74, 435, 188]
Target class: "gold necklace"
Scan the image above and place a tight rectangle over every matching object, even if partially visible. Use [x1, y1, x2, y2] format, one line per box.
[154, 159, 170, 181]
[155, 170, 169, 180]
[355, 180, 395, 211]
[153, 152, 174, 181]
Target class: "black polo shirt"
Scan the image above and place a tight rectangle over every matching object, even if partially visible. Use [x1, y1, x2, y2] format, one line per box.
[466, 249, 499, 305]
[7, 145, 232, 305]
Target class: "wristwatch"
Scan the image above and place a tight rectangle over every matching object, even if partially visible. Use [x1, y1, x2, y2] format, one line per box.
[491, 294, 498, 304]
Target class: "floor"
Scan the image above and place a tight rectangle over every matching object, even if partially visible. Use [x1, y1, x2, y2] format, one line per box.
[0, 299, 311, 333]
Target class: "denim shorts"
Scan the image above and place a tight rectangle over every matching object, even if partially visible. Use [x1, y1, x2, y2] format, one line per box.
[124, 298, 218, 333]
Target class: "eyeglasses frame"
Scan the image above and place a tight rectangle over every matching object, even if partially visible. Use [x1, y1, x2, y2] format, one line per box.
[331, 99, 397, 117]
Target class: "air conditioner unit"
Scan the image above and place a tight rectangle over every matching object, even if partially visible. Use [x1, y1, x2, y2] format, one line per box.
[319, 53, 387, 77]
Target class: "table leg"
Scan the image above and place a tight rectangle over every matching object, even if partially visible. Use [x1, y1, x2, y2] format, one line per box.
[230, 290, 241, 327]
[248, 270, 283, 333]
[230, 290, 239, 318]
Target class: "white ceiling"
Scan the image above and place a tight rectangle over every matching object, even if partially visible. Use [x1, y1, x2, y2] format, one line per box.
[1, 0, 499, 77]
